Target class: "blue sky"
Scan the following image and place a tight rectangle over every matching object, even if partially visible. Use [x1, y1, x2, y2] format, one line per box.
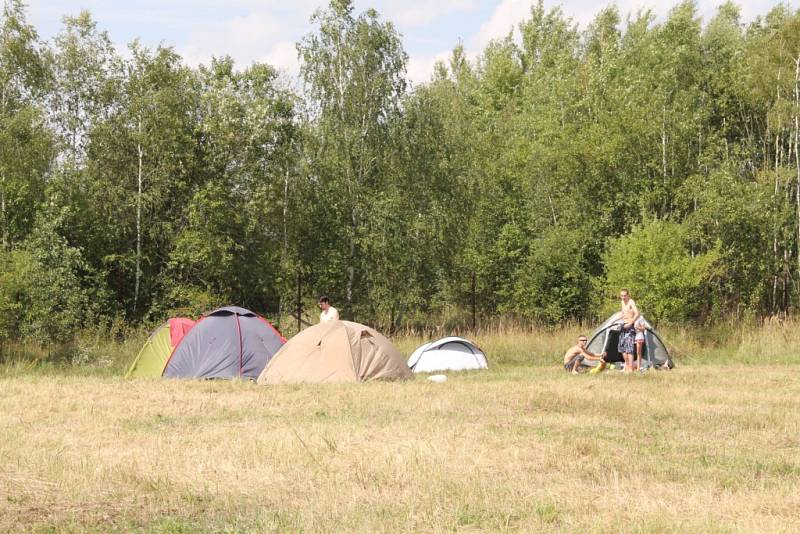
[28, 0, 797, 86]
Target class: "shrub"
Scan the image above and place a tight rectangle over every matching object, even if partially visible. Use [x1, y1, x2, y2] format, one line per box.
[508, 226, 593, 322]
[600, 219, 720, 323]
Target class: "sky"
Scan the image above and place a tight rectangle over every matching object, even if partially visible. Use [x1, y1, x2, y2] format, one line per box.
[28, 0, 798, 86]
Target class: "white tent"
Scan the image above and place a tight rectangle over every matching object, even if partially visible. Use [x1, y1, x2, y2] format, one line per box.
[408, 337, 488, 373]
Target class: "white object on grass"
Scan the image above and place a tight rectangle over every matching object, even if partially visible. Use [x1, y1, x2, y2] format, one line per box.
[427, 374, 447, 383]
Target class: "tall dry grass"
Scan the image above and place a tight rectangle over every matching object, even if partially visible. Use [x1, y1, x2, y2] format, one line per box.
[2, 316, 800, 379]
[396, 316, 800, 368]
[1, 366, 799, 531]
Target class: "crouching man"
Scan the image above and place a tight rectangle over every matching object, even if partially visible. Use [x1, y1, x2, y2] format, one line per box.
[563, 335, 606, 375]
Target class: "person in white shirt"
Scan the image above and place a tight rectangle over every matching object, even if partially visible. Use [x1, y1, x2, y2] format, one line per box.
[318, 296, 339, 323]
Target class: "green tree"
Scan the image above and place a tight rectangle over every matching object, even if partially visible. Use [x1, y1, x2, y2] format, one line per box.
[298, 0, 407, 313]
[166, 57, 302, 317]
[49, 10, 118, 165]
[85, 43, 197, 317]
[510, 226, 594, 322]
[14, 210, 99, 345]
[0, 0, 52, 249]
[602, 219, 720, 323]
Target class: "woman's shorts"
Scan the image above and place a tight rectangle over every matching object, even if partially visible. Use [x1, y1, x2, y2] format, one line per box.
[618, 326, 636, 354]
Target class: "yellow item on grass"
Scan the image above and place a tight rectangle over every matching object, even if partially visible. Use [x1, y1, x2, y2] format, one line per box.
[589, 361, 607, 374]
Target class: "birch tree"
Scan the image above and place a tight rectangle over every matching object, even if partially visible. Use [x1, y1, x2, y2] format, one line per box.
[298, 0, 406, 311]
[0, 0, 51, 249]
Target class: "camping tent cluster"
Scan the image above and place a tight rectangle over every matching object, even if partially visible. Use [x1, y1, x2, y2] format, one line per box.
[127, 311, 418, 383]
[127, 308, 671, 381]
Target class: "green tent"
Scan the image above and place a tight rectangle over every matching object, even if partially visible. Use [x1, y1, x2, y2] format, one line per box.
[126, 318, 195, 378]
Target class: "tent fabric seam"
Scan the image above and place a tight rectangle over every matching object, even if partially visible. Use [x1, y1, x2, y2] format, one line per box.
[234, 313, 243, 378]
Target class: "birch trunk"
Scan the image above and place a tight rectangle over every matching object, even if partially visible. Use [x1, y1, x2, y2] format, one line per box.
[0, 180, 6, 250]
[134, 119, 143, 312]
[794, 57, 800, 284]
[662, 104, 668, 215]
[282, 166, 290, 254]
[279, 167, 290, 328]
[334, 23, 356, 307]
[347, 207, 356, 305]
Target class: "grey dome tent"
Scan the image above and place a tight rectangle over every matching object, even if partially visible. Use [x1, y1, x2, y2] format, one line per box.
[163, 306, 286, 379]
[585, 313, 673, 369]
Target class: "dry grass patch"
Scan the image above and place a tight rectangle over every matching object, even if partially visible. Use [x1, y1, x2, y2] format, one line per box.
[1, 365, 799, 532]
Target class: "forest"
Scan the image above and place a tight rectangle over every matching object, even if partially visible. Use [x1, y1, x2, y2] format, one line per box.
[1, 0, 800, 346]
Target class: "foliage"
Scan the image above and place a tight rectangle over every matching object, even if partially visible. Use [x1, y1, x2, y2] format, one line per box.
[2, 1, 800, 345]
[0, 0, 53, 248]
[510, 226, 594, 322]
[601, 219, 720, 323]
[6, 210, 99, 345]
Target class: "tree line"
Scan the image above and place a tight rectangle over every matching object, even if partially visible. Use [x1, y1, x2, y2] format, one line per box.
[1, 0, 800, 346]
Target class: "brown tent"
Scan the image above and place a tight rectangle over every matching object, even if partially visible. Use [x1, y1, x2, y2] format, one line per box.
[257, 320, 413, 384]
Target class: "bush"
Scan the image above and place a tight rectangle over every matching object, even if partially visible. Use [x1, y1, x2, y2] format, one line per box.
[507, 226, 593, 322]
[0, 211, 103, 346]
[0, 248, 29, 342]
[600, 219, 720, 323]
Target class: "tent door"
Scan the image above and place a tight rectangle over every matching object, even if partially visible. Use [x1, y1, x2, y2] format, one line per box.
[602, 329, 624, 363]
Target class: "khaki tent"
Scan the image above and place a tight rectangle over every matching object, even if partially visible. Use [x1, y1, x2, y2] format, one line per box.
[257, 320, 413, 384]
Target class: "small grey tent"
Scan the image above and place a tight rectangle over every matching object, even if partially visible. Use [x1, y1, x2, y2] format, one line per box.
[585, 313, 673, 369]
[163, 306, 286, 379]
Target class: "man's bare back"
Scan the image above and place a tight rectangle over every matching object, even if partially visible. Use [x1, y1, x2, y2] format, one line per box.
[563, 335, 605, 374]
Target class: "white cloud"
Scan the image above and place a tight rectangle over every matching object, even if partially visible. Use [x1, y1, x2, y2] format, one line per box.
[265, 41, 301, 77]
[380, 0, 478, 27]
[179, 11, 297, 69]
[472, 0, 533, 51]
[406, 50, 452, 86]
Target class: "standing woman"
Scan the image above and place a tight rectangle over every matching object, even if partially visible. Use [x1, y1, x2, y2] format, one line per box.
[618, 289, 640, 373]
[634, 316, 647, 371]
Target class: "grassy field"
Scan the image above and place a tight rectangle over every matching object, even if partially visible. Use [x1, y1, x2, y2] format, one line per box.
[1, 324, 800, 532]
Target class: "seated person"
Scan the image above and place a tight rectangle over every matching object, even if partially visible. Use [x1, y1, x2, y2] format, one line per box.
[563, 335, 606, 374]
